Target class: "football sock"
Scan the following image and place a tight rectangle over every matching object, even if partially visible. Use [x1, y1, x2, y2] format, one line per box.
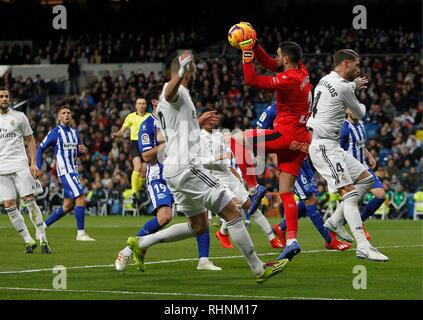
[230, 137, 257, 188]
[220, 220, 228, 235]
[342, 190, 370, 250]
[305, 204, 332, 243]
[136, 216, 161, 236]
[280, 192, 298, 239]
[75, 206, 85, 231]
[138, 222, 196, 249]
[226, 216, 263, 276]
[279, 200, 307, 231]
[131, 171, 141, 194]
[286, 238, 297, 246]
[45, 207, 66, 227]
[328, 201, 345, 226]
[139, 176, 146, 189]
[354, 175, 374, 199]
[252, 209, 275, 241]
[6, 205, 33, 243]
[25, 199, 47, 242]
[361, 197, 385, 222]
[196, 227, 210, 258]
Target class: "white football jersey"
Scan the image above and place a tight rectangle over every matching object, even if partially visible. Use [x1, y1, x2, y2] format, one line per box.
[156, 83, 201, 176]
[0, 109, 33, 174]
[198, 129, 231, 173]
[306, 71, 366, 141]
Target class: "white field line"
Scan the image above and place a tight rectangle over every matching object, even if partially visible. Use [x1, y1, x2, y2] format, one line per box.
[0, 244, 421, 275]
[0, 286, 350, 300]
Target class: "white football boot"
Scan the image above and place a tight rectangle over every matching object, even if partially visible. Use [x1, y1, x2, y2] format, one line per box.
[197, 258, 222, 271]
[356, 246, 389, 262]
[115, 249, 131, 271]
[76, 233, 96, 241]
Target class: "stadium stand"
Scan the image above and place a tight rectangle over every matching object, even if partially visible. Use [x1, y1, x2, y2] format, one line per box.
[1, 27, 421, 218]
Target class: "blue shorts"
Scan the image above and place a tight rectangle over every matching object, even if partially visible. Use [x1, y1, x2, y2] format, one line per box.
[294, 160, 317, 200]
[60, 173, 84, 199]
[147, 179, 174, 212]
[368, 168, 383, 189]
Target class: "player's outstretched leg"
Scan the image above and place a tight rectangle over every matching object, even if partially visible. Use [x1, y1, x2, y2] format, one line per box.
[221, 200, 288, 283]
[116, 207, 172, 271]
[127, 222, 198, 271]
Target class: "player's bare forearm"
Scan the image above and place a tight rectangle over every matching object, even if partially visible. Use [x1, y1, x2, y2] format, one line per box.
[164, 76, 184, 102]
[113, 126, 127, 138]
[25, 135, 37, 166]
[142, 143, 165, 163]
[365, 148, 376, 169]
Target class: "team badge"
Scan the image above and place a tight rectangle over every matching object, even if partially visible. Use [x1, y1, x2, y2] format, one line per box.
[141, 133, 150, 144]
[10, 120, 15, 126]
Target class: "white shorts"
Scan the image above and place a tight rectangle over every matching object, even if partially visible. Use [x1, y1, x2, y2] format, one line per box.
[165, 166, 235, 217]
[0, 167, 36, 202]
[213, 170, 249, 205]
[309, 140, 367, 194]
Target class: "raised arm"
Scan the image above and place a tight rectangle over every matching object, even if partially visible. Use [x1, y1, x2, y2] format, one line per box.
[164, 52, 193, 103]
[254, 45, 279, 72]
[243, 62, 284, 91]
[342, 83, 366, 120]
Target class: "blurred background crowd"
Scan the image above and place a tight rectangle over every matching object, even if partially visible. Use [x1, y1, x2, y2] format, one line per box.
[1, 25, 421, 219]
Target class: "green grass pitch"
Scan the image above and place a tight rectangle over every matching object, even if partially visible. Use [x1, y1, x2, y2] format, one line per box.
[0, 215, 421, 300]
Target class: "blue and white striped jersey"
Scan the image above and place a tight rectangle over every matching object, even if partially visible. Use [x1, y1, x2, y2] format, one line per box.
[138, 114, 164, 183]
[340, 119, 367, 166]
[37, 125, 81, 177]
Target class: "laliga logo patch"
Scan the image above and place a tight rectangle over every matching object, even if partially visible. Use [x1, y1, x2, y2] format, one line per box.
[141, 133, 150, 144]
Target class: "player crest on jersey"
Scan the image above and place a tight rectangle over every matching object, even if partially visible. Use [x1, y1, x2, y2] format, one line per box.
[10, 120, 15, 126]
[141, 133, 150, 144]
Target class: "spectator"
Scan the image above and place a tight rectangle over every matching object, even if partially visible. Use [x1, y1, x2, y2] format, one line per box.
[385, 159, 399, 177]
[390, 185, 408, 219]
[68, 57, 81, 94]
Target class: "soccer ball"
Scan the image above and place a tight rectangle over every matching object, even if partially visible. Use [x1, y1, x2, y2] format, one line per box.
[227, 22, 256, 49]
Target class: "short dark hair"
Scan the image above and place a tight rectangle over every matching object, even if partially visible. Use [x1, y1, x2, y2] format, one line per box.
[145, 85, 163, 105]
[0, 86, 8, 91]
[57, 105, 71, 113]
[333, 49, 359, 66]
[278, 41, 303, 64]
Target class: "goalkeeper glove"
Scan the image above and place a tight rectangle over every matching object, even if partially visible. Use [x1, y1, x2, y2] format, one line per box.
[239, 38, 256, 64]
[178, 52, 193, 78]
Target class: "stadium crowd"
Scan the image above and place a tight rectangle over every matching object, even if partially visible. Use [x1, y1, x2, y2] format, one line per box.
[0, 27, 421, 65]
[1, 27, 421, 218]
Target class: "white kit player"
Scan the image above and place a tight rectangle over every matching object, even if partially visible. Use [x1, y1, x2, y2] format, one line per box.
[127, 51, 288, 283]
[197, 108, 284, 249]
[306, 49, 388, 261]
[0, 87, 51, 254]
